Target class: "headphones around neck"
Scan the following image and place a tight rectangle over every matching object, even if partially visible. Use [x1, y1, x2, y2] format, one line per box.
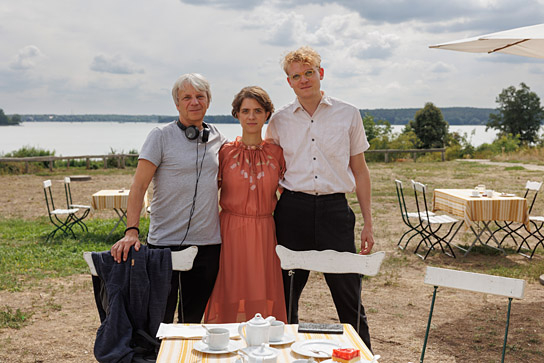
[177, 120, 209, 143]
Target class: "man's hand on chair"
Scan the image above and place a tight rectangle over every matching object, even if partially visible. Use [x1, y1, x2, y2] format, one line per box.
[111, 231, 141, 263]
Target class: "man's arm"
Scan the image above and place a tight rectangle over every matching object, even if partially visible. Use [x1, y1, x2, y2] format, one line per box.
[349, 152, 374, 255]
[111, 159, 157, 263]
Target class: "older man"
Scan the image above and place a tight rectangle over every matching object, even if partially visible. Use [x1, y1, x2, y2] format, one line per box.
[111, 73, 227, 323]
[265, 46, 375, 348]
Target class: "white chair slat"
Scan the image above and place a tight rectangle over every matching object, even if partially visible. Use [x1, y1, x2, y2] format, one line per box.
[51, 208, 80, 214]
[275, 245, 385, 276]
[424, 266, 525, 299]
[525, 180, 542, 191]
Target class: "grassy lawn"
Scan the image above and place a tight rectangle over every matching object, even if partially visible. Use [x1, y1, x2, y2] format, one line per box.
[1, 160, 543, 292]
[0, 217, 149, 292]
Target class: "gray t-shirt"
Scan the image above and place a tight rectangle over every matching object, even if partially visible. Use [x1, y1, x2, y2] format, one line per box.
[139, 121, 227, 247]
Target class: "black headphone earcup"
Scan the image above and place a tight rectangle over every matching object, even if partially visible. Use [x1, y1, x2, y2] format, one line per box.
[185, 126, 199, 140]
[201, 128, 209, 143]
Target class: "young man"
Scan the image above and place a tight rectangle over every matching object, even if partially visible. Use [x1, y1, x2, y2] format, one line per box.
[265, 46, 375, 349]
[111, 73, 227, 323]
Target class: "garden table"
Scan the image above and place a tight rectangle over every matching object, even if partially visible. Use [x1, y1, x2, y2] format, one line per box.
[433, 189, 529, 256]
[156, 323, 375, 362]
[91, 189, 143, 237]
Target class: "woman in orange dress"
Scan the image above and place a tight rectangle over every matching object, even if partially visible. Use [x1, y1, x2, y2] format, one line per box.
[204, 86, 287, 323]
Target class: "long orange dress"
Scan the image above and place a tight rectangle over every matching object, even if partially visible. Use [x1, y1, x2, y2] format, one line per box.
[204, 137, 287, 323]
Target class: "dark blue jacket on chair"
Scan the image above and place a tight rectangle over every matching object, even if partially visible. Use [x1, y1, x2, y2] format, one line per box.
[91, 245, 172, 363]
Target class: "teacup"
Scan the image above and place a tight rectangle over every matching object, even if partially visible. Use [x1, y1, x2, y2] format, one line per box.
[471, 189, 479, 197]
[486, 190, 494, 197]
[269, 320, 285, 342]
[202, 328, 230, 350]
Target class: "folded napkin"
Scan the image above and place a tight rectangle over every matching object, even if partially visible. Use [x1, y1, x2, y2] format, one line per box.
[156, 323, 241, 339]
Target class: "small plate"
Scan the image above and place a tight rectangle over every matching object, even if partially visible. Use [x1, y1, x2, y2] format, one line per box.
[269, 334, 295, 345]
[291, 339, 344, 358]
[500, 193, 516, 197]
[193, 340, 242, 354]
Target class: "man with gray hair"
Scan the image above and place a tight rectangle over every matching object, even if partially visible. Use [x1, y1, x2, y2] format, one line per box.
[111, 73, 227, 323]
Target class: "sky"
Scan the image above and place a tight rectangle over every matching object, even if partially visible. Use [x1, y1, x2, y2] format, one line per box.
[1, 0, 544, 116]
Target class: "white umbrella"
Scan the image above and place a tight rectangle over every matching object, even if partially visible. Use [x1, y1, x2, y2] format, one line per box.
[429, 23, 544, 59]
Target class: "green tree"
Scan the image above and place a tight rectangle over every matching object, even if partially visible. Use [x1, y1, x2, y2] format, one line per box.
[0, 109, 21, 125]
[10, 114, 21, 125]
[362, 113, 392, 142]
[408, 102, 449, 149]
[0, 109, 9, 125]
[487, 82, 544, 144]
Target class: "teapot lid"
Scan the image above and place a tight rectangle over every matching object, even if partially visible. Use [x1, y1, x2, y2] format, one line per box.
[248, 313, 269, 326]
[248, 343, 278, 358]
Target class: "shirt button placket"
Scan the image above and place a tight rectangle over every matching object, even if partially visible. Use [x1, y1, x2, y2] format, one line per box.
[310, 119, 318, 192]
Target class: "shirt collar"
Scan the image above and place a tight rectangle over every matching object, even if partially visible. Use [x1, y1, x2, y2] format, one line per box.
[292, 91, 332, 113]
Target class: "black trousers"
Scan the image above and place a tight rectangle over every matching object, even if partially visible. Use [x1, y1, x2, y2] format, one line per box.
[274, 190, 371, 350]
[148, 243, 221, 324]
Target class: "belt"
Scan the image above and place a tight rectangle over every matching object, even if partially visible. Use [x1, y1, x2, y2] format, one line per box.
[282, 189, 345, 201]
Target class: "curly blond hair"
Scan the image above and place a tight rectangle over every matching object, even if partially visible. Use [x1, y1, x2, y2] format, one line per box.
[282, 46, 321, 74]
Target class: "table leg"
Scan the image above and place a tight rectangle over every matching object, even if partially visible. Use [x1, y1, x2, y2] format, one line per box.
[107, 208, 128, 238]
[481, 222, 505, 253]
[455, 221, 505, 256]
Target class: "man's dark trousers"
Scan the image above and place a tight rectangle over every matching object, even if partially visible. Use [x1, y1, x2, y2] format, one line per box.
[274, 190, 371, 350]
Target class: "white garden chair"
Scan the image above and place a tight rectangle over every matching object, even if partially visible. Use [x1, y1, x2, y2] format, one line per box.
[275, 245, 385, 334]
[420, 266, 526, 363]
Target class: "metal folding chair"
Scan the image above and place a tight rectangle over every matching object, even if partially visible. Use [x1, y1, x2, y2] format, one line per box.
[420, 267, 526, 363]
[518, 183, 544, 258]
[394, 179, 435, 251]
[43, 179, 80, 242]
[489, 180, 542, 250]
[64, 177, 91, 232]
[275, 245, 385, 334]
[411, 180, 462, 259]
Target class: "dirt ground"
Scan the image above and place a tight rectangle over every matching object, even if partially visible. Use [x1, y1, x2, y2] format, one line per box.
[0, 169, 543, 363]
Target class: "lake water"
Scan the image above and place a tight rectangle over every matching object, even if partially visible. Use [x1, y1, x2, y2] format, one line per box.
[0, 122, 539, 156]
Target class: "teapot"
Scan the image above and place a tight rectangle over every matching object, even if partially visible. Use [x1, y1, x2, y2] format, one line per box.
[238, 343, 279, 363]
[238, 313, 275, 347]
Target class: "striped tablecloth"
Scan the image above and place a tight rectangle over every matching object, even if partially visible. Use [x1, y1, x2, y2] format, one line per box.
[433, 189, 529, 228]
[157, 323, 374, 363]
[91, 189, 129, 210]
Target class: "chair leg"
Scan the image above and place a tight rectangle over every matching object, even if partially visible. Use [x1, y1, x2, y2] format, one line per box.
[528, 225, 544, 259]
[420, 286, 438, 363]
[501, 298, 513, 363]
[288, 270, 295, 324]
[177, 273, 184, 323]
[356, 275, 362, 335]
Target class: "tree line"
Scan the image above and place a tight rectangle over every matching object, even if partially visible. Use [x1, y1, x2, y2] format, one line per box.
[11, 107, 496, 125]
[0, 109, 21, 126]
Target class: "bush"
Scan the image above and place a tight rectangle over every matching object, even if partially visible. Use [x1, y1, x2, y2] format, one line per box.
[0, 146, 55, 174]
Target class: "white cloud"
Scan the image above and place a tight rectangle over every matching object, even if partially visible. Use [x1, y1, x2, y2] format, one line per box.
[90, 54, 145, 75]
[9, 45, 43, 70]
[1, 0, 544, 114]
[430, 61, 456, 73]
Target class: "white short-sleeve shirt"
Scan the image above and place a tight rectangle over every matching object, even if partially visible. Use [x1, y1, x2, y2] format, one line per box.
[265, 94, 369, 194]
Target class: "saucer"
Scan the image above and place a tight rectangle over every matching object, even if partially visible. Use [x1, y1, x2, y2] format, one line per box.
[193, 339, 243, 354]
[268, 333, 295, 345]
